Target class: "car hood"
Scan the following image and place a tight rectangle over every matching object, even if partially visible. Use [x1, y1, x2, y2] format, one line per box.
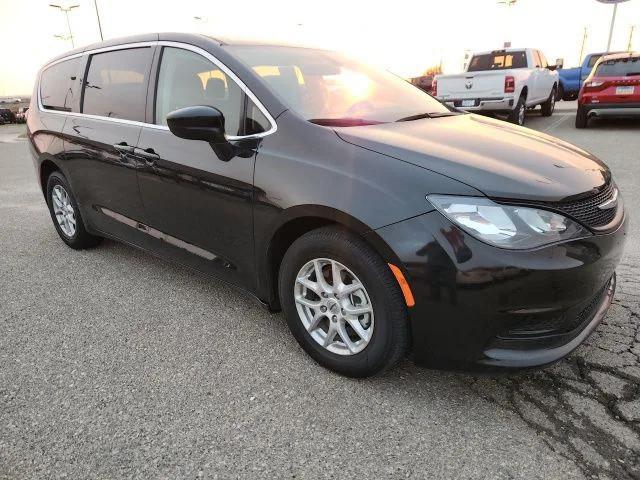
[335, 114, 609, 202]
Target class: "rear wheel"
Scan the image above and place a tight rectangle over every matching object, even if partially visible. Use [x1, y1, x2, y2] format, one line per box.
[508, 95, 527, 126]
[575, 105, 588, 129]
[541, 87, 557, 117]
[278, 226, 409, 377]
[556, 84, 564, 102]
[46, 171, 101, 249]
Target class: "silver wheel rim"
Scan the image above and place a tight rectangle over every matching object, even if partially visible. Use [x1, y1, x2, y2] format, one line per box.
[52, 185, 76, 237]
[518, 103, 525, 125]
[294, 258, 374, 356]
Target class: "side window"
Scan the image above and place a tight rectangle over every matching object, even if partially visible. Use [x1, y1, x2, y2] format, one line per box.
[155, 47, 242, 136]
[244, 98, 270, 135]
[82, 47, 153, 122]
[532, 51, 542, 68]
[40, 57, 80, 112]
[539, 51, 548, 68]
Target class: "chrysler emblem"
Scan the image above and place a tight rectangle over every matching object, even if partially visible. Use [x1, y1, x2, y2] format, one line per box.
[598, 188, 619, 210]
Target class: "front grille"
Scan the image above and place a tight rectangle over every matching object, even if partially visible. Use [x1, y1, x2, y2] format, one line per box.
[501, 281, 609, 338]
[537, 181, 618, 229]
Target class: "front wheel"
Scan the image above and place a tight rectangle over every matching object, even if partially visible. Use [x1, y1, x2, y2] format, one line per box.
[278, 226, 410, 377]
[541, 87, 557, 117]
[508, 95, 527, 126]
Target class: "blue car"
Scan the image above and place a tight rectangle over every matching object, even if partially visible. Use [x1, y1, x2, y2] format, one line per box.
[558, 52, 624, 100]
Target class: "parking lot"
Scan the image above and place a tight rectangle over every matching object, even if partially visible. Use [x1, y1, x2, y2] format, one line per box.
[1, 107, 638, 479]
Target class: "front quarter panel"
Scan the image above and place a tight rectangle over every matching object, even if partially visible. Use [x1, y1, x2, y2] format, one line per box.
[252, 110, 483, 301]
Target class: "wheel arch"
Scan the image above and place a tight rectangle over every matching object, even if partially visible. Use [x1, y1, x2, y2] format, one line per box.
[39, 158, 61, 196]
[258, 205, 403, 311]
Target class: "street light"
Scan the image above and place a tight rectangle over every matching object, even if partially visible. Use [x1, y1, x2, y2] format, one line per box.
[595, 0, 632, 51]
[49, 3, 79, 48]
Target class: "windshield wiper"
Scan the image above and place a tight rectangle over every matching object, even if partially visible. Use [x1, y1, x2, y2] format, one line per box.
[309, 118, 383, 127]
[396, 111, 459, 122]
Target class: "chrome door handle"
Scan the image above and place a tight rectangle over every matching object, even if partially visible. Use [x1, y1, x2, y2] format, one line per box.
[134, 147, 160, 166]
[113, 142, 135, 154]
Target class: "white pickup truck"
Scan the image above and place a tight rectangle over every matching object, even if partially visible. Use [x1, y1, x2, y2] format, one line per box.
[434, 48, 559, 126]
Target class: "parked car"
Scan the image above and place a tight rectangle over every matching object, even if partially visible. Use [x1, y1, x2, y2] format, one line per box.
[434, 48, 559, 126]
[29, 34, 626, 376]
[576, 52, 640, 128]
[0, 108, 16, 124]
[15, 107, 29, 123]
[558, 51, 625, 101]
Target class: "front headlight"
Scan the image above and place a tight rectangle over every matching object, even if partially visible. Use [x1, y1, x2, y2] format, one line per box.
[427, 195, 591, 250]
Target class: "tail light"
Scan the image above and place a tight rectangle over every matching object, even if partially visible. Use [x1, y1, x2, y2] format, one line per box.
[583, 80, 607, 92]
[504, 75, 515, 93]
[432, 78, 438, 97]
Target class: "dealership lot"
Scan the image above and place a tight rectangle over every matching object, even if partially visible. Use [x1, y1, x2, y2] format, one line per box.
[1, 111, 638, 479]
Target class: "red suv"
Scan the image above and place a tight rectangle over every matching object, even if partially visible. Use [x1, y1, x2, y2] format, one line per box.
[576, 52, 640, 128]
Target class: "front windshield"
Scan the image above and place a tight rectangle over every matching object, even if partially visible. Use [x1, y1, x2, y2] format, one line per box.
[228, 45, 452, 125]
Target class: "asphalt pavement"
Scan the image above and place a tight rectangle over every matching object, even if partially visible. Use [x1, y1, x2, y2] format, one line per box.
[1, 107, 639, 479]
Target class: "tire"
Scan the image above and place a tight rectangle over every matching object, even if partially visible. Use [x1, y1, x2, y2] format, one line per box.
[508, 95, 527, 126]
[556, 84, 564, 102]
[46, 171, 101, 249]
[278, 226, 409, 377]
[541, 87, 557, 117]
[575, 105, 588, 129]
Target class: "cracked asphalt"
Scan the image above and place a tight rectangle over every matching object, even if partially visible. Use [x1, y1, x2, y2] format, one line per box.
[1, 107, 639, 479]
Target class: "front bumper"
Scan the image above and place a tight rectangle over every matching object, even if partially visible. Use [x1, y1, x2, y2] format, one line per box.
[369, 210, 628, 370]
[439, 96, 515, 113]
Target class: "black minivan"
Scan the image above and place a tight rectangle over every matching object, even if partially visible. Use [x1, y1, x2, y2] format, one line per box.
[28, 33, 627, 377]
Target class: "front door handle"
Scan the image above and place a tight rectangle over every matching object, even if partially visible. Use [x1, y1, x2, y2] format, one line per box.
[134, 147, 160, 166]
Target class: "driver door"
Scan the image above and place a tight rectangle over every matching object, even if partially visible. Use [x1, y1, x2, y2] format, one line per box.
[135, 46, 270, 290]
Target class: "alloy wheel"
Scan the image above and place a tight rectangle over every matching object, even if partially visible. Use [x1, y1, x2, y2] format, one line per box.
[51, 185, 76, 237]
[294, 258, 374, 356]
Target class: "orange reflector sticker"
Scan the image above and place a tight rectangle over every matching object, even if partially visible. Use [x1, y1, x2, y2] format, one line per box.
[388, 263, 415, 307]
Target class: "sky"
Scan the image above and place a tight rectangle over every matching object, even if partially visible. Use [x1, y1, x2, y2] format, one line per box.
[0, 0, 639, 96]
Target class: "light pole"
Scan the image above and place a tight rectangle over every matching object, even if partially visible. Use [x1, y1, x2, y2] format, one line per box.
[595, 0, 632, 51]
[497, 0, 517, 48]
[629, 25, 636, 51]
[49, 4, 79, 48]
[94, 0, 104, 41]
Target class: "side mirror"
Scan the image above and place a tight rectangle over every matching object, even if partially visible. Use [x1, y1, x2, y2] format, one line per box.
[166, 105, 227, 144]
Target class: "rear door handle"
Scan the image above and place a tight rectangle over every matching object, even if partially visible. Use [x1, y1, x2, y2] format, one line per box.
[134, 147, 160, 166]
[113, 142, 135, 154]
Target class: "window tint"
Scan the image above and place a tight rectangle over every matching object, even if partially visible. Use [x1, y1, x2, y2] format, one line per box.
[538, 51, 548, 68]
[467, 51, 527, 71]
[588, 55, 603, 68]
[155, 47, 242, 135]
[595, 57, 640, 76]
[532, 51, 542, 68]
[40, 57, 80, 111]
[82, 47, 153, 122]
[244, 98, 270, 135]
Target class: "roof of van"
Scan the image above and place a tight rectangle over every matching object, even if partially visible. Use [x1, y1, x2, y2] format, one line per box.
[43, 32, 309, 67]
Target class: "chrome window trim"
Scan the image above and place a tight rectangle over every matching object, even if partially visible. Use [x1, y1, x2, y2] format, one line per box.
[37, 40, 278, 140]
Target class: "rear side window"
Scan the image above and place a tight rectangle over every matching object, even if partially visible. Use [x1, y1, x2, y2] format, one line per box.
[587, 55, 603, 68]
[595, 57, 640, 77]
[40, 57, 80, 111]
[467, 51, 527, 71]
[155, 47, 243, 135]
[82, 47, 153, 122]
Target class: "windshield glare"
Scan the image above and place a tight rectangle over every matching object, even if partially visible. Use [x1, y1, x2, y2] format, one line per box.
[228, 46, 451, 125]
